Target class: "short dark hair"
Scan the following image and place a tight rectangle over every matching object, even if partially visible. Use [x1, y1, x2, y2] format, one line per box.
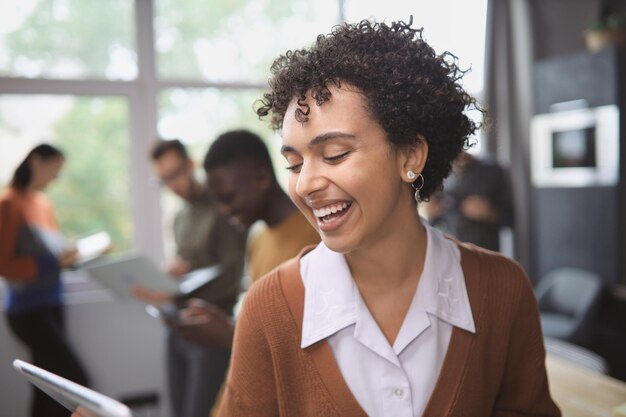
[203, 130, 274, 176]
[255, 17, 483, 200]
[150, 139, 189, 161]
[11, 143, 64, 191]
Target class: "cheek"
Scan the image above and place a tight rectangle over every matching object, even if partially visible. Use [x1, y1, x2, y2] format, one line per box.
[288, 176, 315, 218]
[287, 176, 298, 201]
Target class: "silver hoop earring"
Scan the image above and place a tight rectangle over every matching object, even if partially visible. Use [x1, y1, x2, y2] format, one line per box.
[407, 170, 416, 180]
[411, 173, 425, 203]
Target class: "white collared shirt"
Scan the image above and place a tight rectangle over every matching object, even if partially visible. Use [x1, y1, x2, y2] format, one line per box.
[300, 220, 475, 417]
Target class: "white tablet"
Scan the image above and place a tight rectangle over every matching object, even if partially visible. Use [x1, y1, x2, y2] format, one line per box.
[76, 232, 112, 264]
[83, 252, 223, 299]
[83, 252, 179, 298]
[178, 264, 223, 295]
[13, 359, 133, 417]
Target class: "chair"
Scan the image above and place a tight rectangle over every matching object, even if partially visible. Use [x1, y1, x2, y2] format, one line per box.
[535, 267, 603, 345]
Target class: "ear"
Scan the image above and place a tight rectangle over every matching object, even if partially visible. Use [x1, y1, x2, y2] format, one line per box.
[398, 136, 429, 183]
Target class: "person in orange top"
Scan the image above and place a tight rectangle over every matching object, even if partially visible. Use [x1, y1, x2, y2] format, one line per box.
[1, 144, 89, 417]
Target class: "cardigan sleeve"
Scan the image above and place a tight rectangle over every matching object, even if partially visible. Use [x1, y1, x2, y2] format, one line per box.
[216, 278, 279, 417]
[492, 264, 561, 417]
[0, 197, 37, 281]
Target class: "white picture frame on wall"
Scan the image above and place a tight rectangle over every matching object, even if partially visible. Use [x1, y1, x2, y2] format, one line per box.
[531, 104, 619, 187]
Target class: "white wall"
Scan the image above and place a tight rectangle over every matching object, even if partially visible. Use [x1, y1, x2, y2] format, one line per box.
[0, 271, 167, 417]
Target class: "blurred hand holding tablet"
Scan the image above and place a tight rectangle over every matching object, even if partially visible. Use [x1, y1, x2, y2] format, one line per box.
[145, 303, 180, 322]
[75, 232, 112, 264]
[13, 359, 133, 417]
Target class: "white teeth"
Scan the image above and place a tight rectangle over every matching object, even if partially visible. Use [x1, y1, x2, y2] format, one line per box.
[313, 202, 350, 219]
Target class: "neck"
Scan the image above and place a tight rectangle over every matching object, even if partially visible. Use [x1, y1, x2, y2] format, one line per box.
[346, 205, 427, 291]
[26, 184, 42, 193]
[261, 183, 297, 227]
[187, 180, 204, 201]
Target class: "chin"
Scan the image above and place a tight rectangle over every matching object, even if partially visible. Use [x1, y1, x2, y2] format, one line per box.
[319, 234, 357, 255]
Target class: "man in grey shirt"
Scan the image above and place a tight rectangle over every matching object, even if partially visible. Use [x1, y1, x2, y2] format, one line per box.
[148, 139, 246, 417]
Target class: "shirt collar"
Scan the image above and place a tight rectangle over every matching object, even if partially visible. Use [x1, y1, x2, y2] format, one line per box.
[300, 219, 475, 349]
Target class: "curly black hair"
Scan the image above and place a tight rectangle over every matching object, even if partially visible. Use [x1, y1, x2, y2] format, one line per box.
[256, 17, 483, 200]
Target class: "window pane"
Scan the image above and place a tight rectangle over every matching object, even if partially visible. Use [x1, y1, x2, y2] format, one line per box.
[344, 0, 488, 94]
[0, 0, 136, 80]
[158, 88, 277, 161]
[0, 95, 133, 251]
[155, 0, 339, 82]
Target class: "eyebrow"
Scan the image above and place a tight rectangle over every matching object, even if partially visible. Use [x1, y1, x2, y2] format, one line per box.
[280, 131, 356, 154]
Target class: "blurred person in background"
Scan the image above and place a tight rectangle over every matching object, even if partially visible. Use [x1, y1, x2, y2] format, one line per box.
[203, 129, 319, 284]
[137, 139, 246, 417]
[426, 151, 514, 252]
[0, 143, 89, 417]
[170, 129, 321, 346]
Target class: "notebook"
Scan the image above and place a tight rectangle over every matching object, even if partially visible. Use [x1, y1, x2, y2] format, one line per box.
[13, 359, 133, 417]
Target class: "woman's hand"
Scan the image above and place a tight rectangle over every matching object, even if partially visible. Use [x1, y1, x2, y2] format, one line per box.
[58, 248, 79, 268]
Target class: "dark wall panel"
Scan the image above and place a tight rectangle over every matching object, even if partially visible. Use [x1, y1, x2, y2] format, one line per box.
[534, 48, 618, 113]
[534, 187, 619, 283]
[533, 48, 621, 285]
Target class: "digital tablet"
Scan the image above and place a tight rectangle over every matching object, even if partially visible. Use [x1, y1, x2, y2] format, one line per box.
[83, 252, 179, 298]
[13, 359, 133, 417]
[76, 232, 112, 264]
[178, 264, 223, 295]
[84, 253, 223, 299]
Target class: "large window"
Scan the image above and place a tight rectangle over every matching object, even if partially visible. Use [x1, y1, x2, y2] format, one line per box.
[0, 95, 133, 250]
[0, 0, 488, 262]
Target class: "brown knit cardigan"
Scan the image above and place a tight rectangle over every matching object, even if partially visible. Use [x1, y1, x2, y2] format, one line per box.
[217, 242, 561, 417]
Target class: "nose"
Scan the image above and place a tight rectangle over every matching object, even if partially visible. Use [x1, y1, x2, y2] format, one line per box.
[295, 160, 327, 200]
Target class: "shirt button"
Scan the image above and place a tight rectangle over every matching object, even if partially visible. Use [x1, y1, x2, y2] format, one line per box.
[394, 388, 405, 398]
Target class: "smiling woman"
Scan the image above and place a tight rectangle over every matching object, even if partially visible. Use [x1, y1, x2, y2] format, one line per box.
[215, 17, 562, 417]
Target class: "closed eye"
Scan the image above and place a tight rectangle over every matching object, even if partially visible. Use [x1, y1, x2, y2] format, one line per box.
[324, 151, 350, 163]
[285, 163, 303, 173]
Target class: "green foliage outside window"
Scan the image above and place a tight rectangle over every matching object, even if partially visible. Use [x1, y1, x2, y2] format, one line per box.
[47, 98, 133, 251]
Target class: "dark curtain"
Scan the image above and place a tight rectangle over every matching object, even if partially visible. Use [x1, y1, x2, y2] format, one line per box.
[483, 0, 536, 279]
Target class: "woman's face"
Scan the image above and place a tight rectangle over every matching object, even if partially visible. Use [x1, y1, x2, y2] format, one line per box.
[281, 85, 425, 254]
[30, 155, 64, 191]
